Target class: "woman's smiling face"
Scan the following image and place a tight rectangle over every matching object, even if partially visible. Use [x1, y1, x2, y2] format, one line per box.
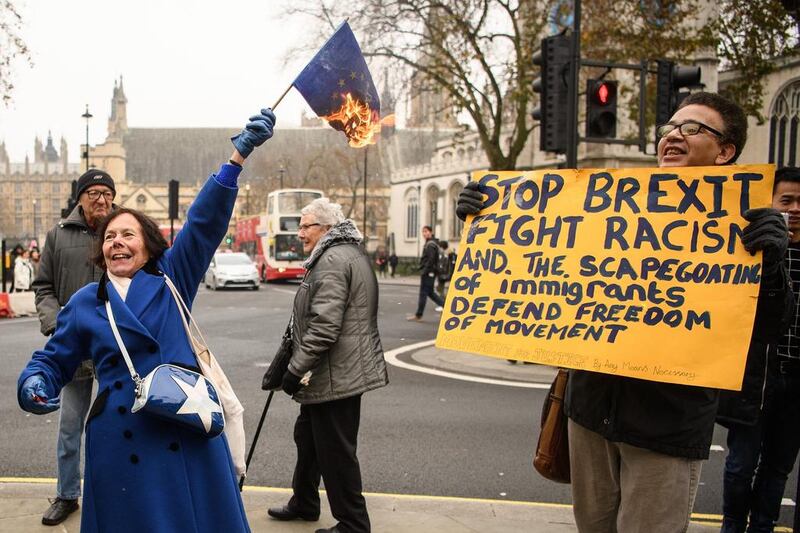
[102, 213, 150, 278]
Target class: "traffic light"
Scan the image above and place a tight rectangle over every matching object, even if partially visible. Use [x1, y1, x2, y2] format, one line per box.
[531, 34, 571, 153]
[585, 79, 618, 138]
[168, 179, 179, 220]
[655, 60, 701, 134]
[225, 234, 233, 246]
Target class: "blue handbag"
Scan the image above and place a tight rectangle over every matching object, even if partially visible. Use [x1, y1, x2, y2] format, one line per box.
[106, 299, 225, 438]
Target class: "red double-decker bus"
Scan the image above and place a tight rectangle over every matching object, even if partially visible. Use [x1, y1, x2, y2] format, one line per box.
[233, 188, 323, 281]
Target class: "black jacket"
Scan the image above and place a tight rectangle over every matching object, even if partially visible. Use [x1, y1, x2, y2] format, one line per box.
[717, 248, 799, 427]
[419, 238, 439, 276]
[565, 274, 793, 460]
[32, 205, 105, 336]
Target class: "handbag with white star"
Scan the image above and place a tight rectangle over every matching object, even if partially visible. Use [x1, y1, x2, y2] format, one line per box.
[106, 299, 225, 439]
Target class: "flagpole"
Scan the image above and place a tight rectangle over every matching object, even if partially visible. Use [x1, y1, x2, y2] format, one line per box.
[272, 84, 293, 110]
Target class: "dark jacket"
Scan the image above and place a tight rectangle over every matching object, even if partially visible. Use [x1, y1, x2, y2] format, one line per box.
[288, 219, 389, 404]
[32, 204, 105, 336]
[717, 251, 799, 427]
[566, 275, 793, 460]
[420, 238, 439, 276]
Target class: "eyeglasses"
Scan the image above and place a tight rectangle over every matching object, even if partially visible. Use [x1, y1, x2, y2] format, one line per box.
[298, 223, 321, 232]
[85, 190, 114, 201]
[656, 120, 724, 139]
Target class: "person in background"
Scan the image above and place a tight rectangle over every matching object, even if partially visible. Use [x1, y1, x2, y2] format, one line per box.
[18, 107, 276, 532]
[388, 252, 398, 278]
[267, 197, 388, 533]
[717, 166, 800, 533]
[30, 249, 41, 280]
[14, 250, 33, 292]
[32, 168, 117, 526]
[374, 246, 388, 278]
[407, 225, 444, 321]
[456, 91, 793, 533]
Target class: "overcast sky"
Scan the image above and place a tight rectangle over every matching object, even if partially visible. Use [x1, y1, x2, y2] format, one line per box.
[0, 0, 337, 162]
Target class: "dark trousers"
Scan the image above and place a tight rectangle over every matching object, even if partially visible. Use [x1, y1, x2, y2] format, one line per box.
[721, 373, 800, 533]
[415, 273, 444, 318]
[288, 395, 370, 533]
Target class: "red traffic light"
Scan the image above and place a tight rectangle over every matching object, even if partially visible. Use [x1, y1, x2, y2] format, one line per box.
[591, 81, 616, 106]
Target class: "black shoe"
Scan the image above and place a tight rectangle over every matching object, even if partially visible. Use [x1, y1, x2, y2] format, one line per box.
[42, 498, 79, 526]
[267, 505, 319, 521]
[315, 527, 341, 533]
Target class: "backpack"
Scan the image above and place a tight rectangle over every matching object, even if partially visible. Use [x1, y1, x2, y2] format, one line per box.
[436, 248, 451, 282]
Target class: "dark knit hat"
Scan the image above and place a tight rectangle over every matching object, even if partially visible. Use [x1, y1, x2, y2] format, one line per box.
[76, 169, 116, 198]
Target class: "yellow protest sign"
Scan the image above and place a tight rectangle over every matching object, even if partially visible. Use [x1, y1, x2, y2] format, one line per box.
[435, 165, 776, 390]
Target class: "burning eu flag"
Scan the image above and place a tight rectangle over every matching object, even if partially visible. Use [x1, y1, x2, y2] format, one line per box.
[293, 21, 382, 147]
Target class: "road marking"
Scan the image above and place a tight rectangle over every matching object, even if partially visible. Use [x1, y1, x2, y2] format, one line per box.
[710, 445, 725, 452]
[0, 317, 38, 325]
[385, 340, 550, 389]
[782, 498, 795, 507]
[271, 287, 297, 295]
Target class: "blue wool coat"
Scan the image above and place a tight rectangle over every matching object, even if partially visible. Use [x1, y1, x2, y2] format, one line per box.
[18, 166, 250, 533]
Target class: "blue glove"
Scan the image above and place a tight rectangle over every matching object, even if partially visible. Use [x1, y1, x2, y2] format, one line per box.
[231, 108, 276, 158]
[20, 375, 60, 414]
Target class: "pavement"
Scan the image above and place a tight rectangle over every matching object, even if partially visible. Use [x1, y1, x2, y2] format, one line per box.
[0, 479, 724, 532]
[0, 277, 729, 531]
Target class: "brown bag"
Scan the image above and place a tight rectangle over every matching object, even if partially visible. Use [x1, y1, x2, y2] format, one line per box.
[533, 368, 571, 483]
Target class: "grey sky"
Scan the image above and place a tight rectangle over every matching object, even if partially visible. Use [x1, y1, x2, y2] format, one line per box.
[0, 0, 330, 162]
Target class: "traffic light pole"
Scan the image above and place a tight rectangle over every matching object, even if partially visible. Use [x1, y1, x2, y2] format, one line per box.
[566, 0, 581, 169]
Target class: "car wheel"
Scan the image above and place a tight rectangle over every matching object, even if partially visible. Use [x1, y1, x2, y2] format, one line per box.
[252, 284, 260, 291]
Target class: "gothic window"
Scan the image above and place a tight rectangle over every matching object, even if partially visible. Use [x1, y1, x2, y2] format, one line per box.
[770, 80, 800, 167]
[426, 185, 441, 234]
[405, 189, 419, 239]
[449, 181, 465, 239]
[15, 182, 21, 193]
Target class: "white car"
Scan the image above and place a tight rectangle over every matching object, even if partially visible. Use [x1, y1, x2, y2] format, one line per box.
[205, 252, 260, 290]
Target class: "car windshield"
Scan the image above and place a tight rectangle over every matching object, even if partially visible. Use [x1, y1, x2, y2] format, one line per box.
[215, 254, 252, 266]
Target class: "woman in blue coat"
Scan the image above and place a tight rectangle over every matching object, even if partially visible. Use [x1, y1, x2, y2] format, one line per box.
[17, 108, 276, 533]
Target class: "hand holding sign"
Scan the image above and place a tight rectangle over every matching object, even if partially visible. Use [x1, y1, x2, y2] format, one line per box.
[742, 208, 789, 281]
[456, 181, 485, 221]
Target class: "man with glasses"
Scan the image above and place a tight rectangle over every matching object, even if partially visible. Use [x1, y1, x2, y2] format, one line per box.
[32, 169, 116, 526]
[455, 91, 792, 532]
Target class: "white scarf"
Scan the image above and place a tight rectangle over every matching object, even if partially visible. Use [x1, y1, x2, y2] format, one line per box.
[107, 271, 133, 301]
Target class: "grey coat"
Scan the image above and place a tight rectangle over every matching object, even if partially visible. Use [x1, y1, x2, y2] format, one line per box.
[33, 205, 105, 337]
[288, 220, 388, 404]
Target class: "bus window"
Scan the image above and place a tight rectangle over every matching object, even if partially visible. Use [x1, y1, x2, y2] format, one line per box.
[273, 234, 303, 261]
[279, 216, 300, 232]
[267, 195, 275, 216]
[278, 191, 323, 212]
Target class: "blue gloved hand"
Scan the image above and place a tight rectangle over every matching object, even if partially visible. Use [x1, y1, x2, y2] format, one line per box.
[20, 375, 60, 414]
[231, 108, 276, 158]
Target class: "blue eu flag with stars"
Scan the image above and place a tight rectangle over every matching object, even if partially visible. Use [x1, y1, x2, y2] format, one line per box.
[293, 21, 381, 120]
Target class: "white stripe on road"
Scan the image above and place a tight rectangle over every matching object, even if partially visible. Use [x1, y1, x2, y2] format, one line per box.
[782, 498, 795, 507]
[385, 340, 551, 389]
[0, 317, 39, 325]
[271, 288, 298, 295]
[710, 445, 725, 452]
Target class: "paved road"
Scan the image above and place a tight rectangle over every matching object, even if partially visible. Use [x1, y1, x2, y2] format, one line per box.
[0, 281, 796, 528]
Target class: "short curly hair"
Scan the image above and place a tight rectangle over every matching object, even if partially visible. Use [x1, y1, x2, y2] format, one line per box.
[300, 198, 344, 227]
[677, 92, 748, 164]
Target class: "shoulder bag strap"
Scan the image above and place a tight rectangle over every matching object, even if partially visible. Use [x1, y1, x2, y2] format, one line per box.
[105, 300, 143, 396]
[163, 275, 210, 358]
